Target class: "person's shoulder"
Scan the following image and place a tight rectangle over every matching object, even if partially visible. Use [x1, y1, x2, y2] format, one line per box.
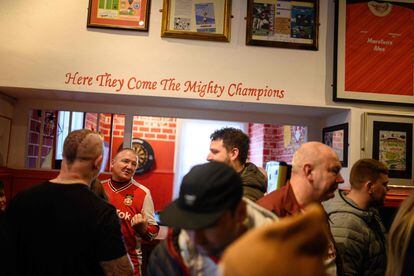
[131, 179, 152, 196]
[9, 181, 50, 204]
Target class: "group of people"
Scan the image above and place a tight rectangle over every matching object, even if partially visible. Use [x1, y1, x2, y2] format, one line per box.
[0, 127, 414, 275]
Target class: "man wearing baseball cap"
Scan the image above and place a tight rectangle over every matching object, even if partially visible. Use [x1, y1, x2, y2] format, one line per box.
[147, 162, 277, 276]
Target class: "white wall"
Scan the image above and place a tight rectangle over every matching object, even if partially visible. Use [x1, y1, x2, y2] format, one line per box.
[0, 0, 332, 106]
[1, 0, 413, 186]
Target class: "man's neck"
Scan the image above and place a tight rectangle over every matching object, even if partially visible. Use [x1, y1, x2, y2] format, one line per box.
[50, 172, 90, 186]
[346, 190, 370, 210]
[232, 162, 245, 174]
[290, 178, 314, 207]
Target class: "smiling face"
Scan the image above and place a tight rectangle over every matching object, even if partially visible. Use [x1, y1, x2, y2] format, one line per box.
[111, 150, 138, 182]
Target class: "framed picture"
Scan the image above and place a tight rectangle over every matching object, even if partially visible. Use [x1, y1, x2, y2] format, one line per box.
[87, 0, 151, 31]
[333, 0, 414, 105]
[161, 0, 231, 41]
[322, 123, 348, 167]
[362, 113, 414, 187]
[0, 115, 12, 167]
[246, 0, 319, 50]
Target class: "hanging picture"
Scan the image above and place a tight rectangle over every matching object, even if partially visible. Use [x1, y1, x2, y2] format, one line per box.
[322, 123, 348, 167]
[161, 0, 231, 41]
[362, 113, 414, 187]
[333, 0, 414, 105]
[87, 0, 151, 31]
[246, 0, 319, 50]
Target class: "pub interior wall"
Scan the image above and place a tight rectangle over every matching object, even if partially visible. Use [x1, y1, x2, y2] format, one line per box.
[1, 0, 414, 190]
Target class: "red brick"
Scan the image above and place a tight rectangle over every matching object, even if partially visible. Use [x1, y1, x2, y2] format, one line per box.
[145, 133, 155, 139]
[162, 128, 173, 134]
[151, 128, 161, 133]
[140, 127, 149, 132]
[168, 135, 176, 140]
[157, 134, 167, 140]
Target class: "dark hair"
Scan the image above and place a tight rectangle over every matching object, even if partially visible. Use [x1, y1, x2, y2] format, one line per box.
[350, 159, 388, 189]
[90, 179, 108, 201]
[210, 127, 250, 164]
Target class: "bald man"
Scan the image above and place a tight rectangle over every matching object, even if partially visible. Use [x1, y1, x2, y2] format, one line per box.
[258, 141, 344, 276]
[6, 129, 133, 275]
[102, 148, 159, 276]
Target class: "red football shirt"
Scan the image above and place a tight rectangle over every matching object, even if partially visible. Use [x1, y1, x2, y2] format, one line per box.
[345, 2, 413, 95]
[102, 178, 159, 276]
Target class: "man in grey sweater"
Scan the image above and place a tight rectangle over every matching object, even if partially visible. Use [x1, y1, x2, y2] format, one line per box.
[323, 158, 389, 276]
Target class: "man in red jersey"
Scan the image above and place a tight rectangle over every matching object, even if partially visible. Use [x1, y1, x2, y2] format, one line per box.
[103, 148, 159, 276]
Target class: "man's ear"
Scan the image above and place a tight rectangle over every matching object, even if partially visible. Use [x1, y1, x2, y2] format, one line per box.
[229, 148, 239, 162]
[304, 163, 313, 180]
[365, 181, 373, 194]
[95, 155, 103, 171]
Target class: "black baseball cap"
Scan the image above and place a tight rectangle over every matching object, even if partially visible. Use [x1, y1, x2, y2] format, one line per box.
[160, 162, 243, 230]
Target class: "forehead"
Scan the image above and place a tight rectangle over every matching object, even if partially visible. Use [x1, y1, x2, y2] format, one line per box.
[323, 152, 341, 167]
[210, 139, 225, 149]
[115, 150, 138, 161]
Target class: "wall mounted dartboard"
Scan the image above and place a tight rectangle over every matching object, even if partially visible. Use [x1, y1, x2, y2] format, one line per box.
[131, 138, 155, 174]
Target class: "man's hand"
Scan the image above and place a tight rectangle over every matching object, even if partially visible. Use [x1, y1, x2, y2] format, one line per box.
[131, 213, 148, 237]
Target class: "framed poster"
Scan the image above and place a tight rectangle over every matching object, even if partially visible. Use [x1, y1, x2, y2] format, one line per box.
[362, 113, 414, 187]
[161, 0, 231, 41]
[322, 123, 348, 167]
[87, 0, 151, 31]
[333, 0, 414, 105]
[372, 121, 412, 179]
[246, 0, 319, 50]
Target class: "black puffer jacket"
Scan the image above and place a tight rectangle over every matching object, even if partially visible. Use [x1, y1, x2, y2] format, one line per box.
[240, 162, 267, 201]
[323, 190, 387, 276]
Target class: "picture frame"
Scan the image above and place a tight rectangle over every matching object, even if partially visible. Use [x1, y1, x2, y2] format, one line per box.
[333, 0, 414, 106]
[362, 113, 414, 187]
[246, 0, 319, 50]
[87, 0, 151, 31]
[161, 0, 231, 42]
[322, 123, 349, 167]
[0, 115, 12, 168]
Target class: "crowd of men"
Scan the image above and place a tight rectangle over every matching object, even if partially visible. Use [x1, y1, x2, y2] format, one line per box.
[0, 127, 412, 276]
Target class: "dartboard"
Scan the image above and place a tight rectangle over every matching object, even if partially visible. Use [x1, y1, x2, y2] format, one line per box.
[131, 138, 155, 174]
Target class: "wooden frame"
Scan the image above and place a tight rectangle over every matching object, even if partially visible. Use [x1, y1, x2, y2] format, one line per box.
[333, 0, 414, 105]
[246, 0, 319, 50]
[0, 115, 12, 168]
[87, 0, 151, 31]
[161, 0, 231, 42]
[322, 123, 349, 167]
[362, 113, 414, 187]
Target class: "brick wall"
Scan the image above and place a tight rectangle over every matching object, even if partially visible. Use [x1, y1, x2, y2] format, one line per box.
[84, 113, 98, 131]
[132, 116, 176, 142]
[248, 123, 264, 167]
[248, 124, 307, 167]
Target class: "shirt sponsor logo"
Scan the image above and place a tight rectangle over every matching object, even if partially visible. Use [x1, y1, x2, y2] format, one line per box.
[117, 209, 132, 221]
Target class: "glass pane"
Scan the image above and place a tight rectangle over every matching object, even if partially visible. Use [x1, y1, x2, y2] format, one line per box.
[71, 112, 84, 131]
[55, 111, 70, 160]
[26, 110, 43, 168]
